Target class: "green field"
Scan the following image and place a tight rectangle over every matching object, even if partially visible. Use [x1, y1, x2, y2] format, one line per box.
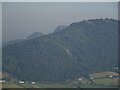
[89, 72, 118, 78]
[93, 78, 118, 86]
[89, 71, 118, 86]
[2, 83, 118, 88]
[2, 83, 75, 88]
[79, 84, 117, 88]
[2, 84, 23, 88]
[36, 84, 75, 88]
[71, 71, 119, 88]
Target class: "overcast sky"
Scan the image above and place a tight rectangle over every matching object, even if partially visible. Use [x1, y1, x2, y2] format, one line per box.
[2, 2, 118, 42]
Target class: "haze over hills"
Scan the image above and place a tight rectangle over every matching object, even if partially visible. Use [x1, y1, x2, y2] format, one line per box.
[2, 39, 24, 47]
[2, 32, 43, 47]
[2, 18, 118, 83]
[27, 32, 43, 39]
[53, 25, 68, 33]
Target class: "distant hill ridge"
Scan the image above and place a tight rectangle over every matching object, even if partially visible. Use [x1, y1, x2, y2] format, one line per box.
[27, 32, 43, 39]
[53, 25, 68, 33]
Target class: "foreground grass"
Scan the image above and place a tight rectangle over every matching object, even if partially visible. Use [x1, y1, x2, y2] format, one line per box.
[2, 83, 75, 88]
[36, 84, 76, 88]
[2, 84, 23, 88]
[80, 84, 117, 88]
[2, 83, 118, 88]
[93, 78, 118, 86]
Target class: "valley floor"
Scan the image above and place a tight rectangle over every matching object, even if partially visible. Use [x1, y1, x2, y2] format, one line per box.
[2, 71, 119, 88]
[2, 83, 118, 88]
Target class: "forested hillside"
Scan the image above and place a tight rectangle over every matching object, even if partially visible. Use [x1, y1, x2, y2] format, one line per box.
[2, 18, 118, 83]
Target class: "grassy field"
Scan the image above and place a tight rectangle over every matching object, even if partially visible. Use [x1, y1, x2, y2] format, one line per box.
[70, 71, 119, 88]
[89, 71, 119, 86]
[36, 84, 75, 88]
[89, 72, 118, 78]
[71, 79, 89, 85]
[79, 84, 117, 88]
[2, 84, 23, 88]
[2, 83, 118, 88]
[93, 78, 118, 86]
[2, 83, 75, 88]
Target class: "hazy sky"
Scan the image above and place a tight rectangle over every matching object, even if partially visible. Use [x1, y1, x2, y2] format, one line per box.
[2, 2, 118, 42]
[0, 2, 2, 45]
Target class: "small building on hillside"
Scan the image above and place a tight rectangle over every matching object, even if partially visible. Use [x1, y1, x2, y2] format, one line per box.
[109, 76, 113, 78]
[0, 79, 6, 83]
[19, 81, 25, 84]
[90, 78, 94, 80]
[31, 82, 36, 84]
[79, 78, 82, 81]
